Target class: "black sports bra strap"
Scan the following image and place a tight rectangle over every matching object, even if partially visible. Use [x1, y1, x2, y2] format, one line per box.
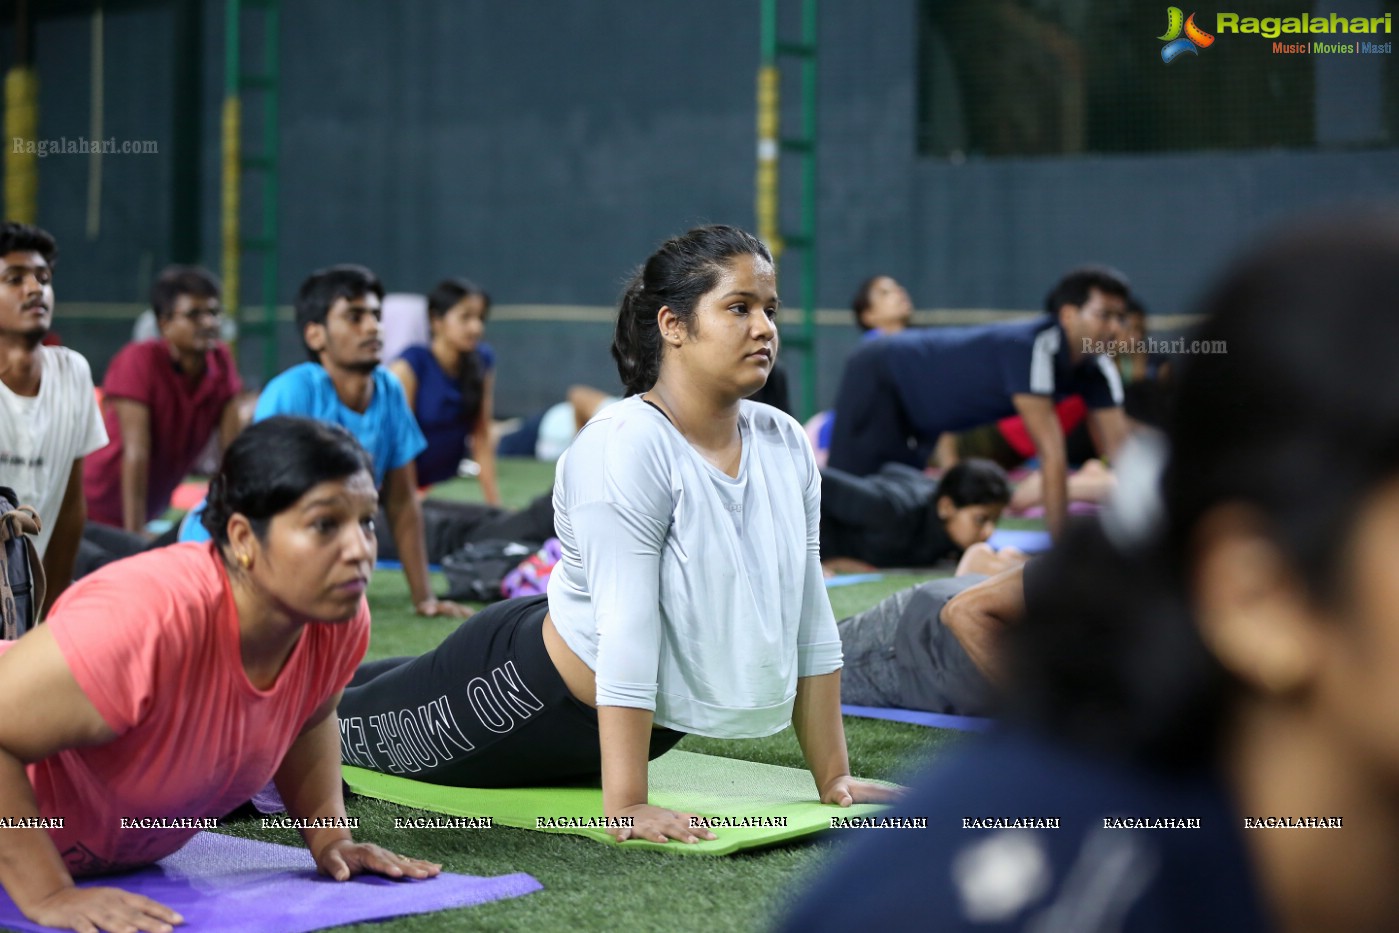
[641, 397, 674, 425]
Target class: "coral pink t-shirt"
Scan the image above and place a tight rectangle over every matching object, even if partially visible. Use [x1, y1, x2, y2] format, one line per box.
[10, 542, 369, 876]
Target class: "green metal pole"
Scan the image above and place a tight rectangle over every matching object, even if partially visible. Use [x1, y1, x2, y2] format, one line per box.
[800, 0, 819, 420]
[757, 0, 819, 419]
[760, 0, 776, 62]
[224, 0, 239, 97]
[260, 3, 279, 381]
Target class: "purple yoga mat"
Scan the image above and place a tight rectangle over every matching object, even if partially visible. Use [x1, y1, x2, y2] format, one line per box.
[0, 833, 540, 933]
[1012, 501, 1101, 519]
[985, 528, 1052, 553]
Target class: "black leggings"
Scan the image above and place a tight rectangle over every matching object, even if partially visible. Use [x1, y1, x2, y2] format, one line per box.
[338, 595, 685, 787]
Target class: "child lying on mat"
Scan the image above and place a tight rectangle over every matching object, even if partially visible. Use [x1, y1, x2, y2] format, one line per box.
[820, 458, 1028, 575]
[339, 225, 899, 845]
[0, 418, 438, 933]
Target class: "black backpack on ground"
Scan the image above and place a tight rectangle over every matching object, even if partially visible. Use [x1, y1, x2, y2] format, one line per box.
[0, 487, 45, 638]
[441, 539, 540, 603]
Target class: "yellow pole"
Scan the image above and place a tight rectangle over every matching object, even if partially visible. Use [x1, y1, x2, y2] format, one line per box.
[221, 94, 241, 352]
[756, 64, 782, 261]
[4, 67, 39, 223]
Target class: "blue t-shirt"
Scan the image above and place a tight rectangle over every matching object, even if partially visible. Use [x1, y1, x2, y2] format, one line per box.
[253, 362, 426, 487]
[781, 733, 1269, 933]
[180, 363, 426, 542]
[397, 344, 495, 486]
[882, 318, 1123, 436]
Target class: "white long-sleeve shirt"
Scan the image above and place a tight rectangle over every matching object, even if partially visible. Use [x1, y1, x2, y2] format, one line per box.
[546, 396, 843, 738]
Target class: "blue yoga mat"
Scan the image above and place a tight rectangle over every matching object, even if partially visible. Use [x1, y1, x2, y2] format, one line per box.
[390, 567, 891, 585]
[0, 833, 540, 933]
[824, 573, 885, 588]
[842, 704, 993, 732]
[986, 529, 1052, 553]
[377, 559, 444, 574]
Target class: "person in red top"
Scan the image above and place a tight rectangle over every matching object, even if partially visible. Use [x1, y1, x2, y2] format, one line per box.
[84, 266, 244, 534]
[0, 417, 439, 933]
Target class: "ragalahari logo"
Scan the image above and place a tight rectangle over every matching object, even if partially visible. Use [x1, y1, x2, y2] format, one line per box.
[1160, 7, 1216, 62]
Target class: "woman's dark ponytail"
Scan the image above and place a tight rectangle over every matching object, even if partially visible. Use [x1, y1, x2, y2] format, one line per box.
[612, 271, 659, 397]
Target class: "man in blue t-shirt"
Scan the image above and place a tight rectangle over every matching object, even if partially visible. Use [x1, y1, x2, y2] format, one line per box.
[184, 265, 472, 620]
[827, 266, 1131, 538]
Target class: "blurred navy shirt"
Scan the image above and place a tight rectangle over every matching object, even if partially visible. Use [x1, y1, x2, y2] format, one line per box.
[781, 733, 1270, 932]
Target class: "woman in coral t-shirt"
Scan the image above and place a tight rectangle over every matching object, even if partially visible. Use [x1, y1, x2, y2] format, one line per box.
[0, 417, 439, 933]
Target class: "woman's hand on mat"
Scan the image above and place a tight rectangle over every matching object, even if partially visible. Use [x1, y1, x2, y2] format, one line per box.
[314, 839, 442, 882]
[819, 775, 904, 807]
[27, 885, 183, 933]
[413, 597, 475, 620]
[609, 804, 717, 845]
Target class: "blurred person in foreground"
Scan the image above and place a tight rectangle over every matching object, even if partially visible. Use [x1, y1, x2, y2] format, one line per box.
[782, 214, 1399, 932]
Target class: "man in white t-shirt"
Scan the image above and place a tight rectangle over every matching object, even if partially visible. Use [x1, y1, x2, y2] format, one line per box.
[0, 222, 108, 613]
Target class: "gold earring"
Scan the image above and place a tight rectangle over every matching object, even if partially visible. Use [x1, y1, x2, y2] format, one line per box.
[238, 553, 251, 569]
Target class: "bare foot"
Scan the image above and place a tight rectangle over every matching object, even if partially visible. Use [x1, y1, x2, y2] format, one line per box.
[956, 543, 1029, 576]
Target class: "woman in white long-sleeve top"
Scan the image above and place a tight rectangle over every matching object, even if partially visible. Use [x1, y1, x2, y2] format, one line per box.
[339, 225, 896, 844]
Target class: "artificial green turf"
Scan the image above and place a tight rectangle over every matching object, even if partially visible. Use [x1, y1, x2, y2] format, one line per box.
[206, 462, 1018, 932]
[432, 459, 560, 508]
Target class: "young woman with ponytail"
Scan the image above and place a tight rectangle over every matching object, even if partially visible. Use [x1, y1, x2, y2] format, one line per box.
[389, 278, 499, 502]
[784, 214, 1399, 932]
[339, 225, 896, 841]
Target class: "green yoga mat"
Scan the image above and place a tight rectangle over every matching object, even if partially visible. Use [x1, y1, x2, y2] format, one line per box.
[344, 750, 893, 856]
